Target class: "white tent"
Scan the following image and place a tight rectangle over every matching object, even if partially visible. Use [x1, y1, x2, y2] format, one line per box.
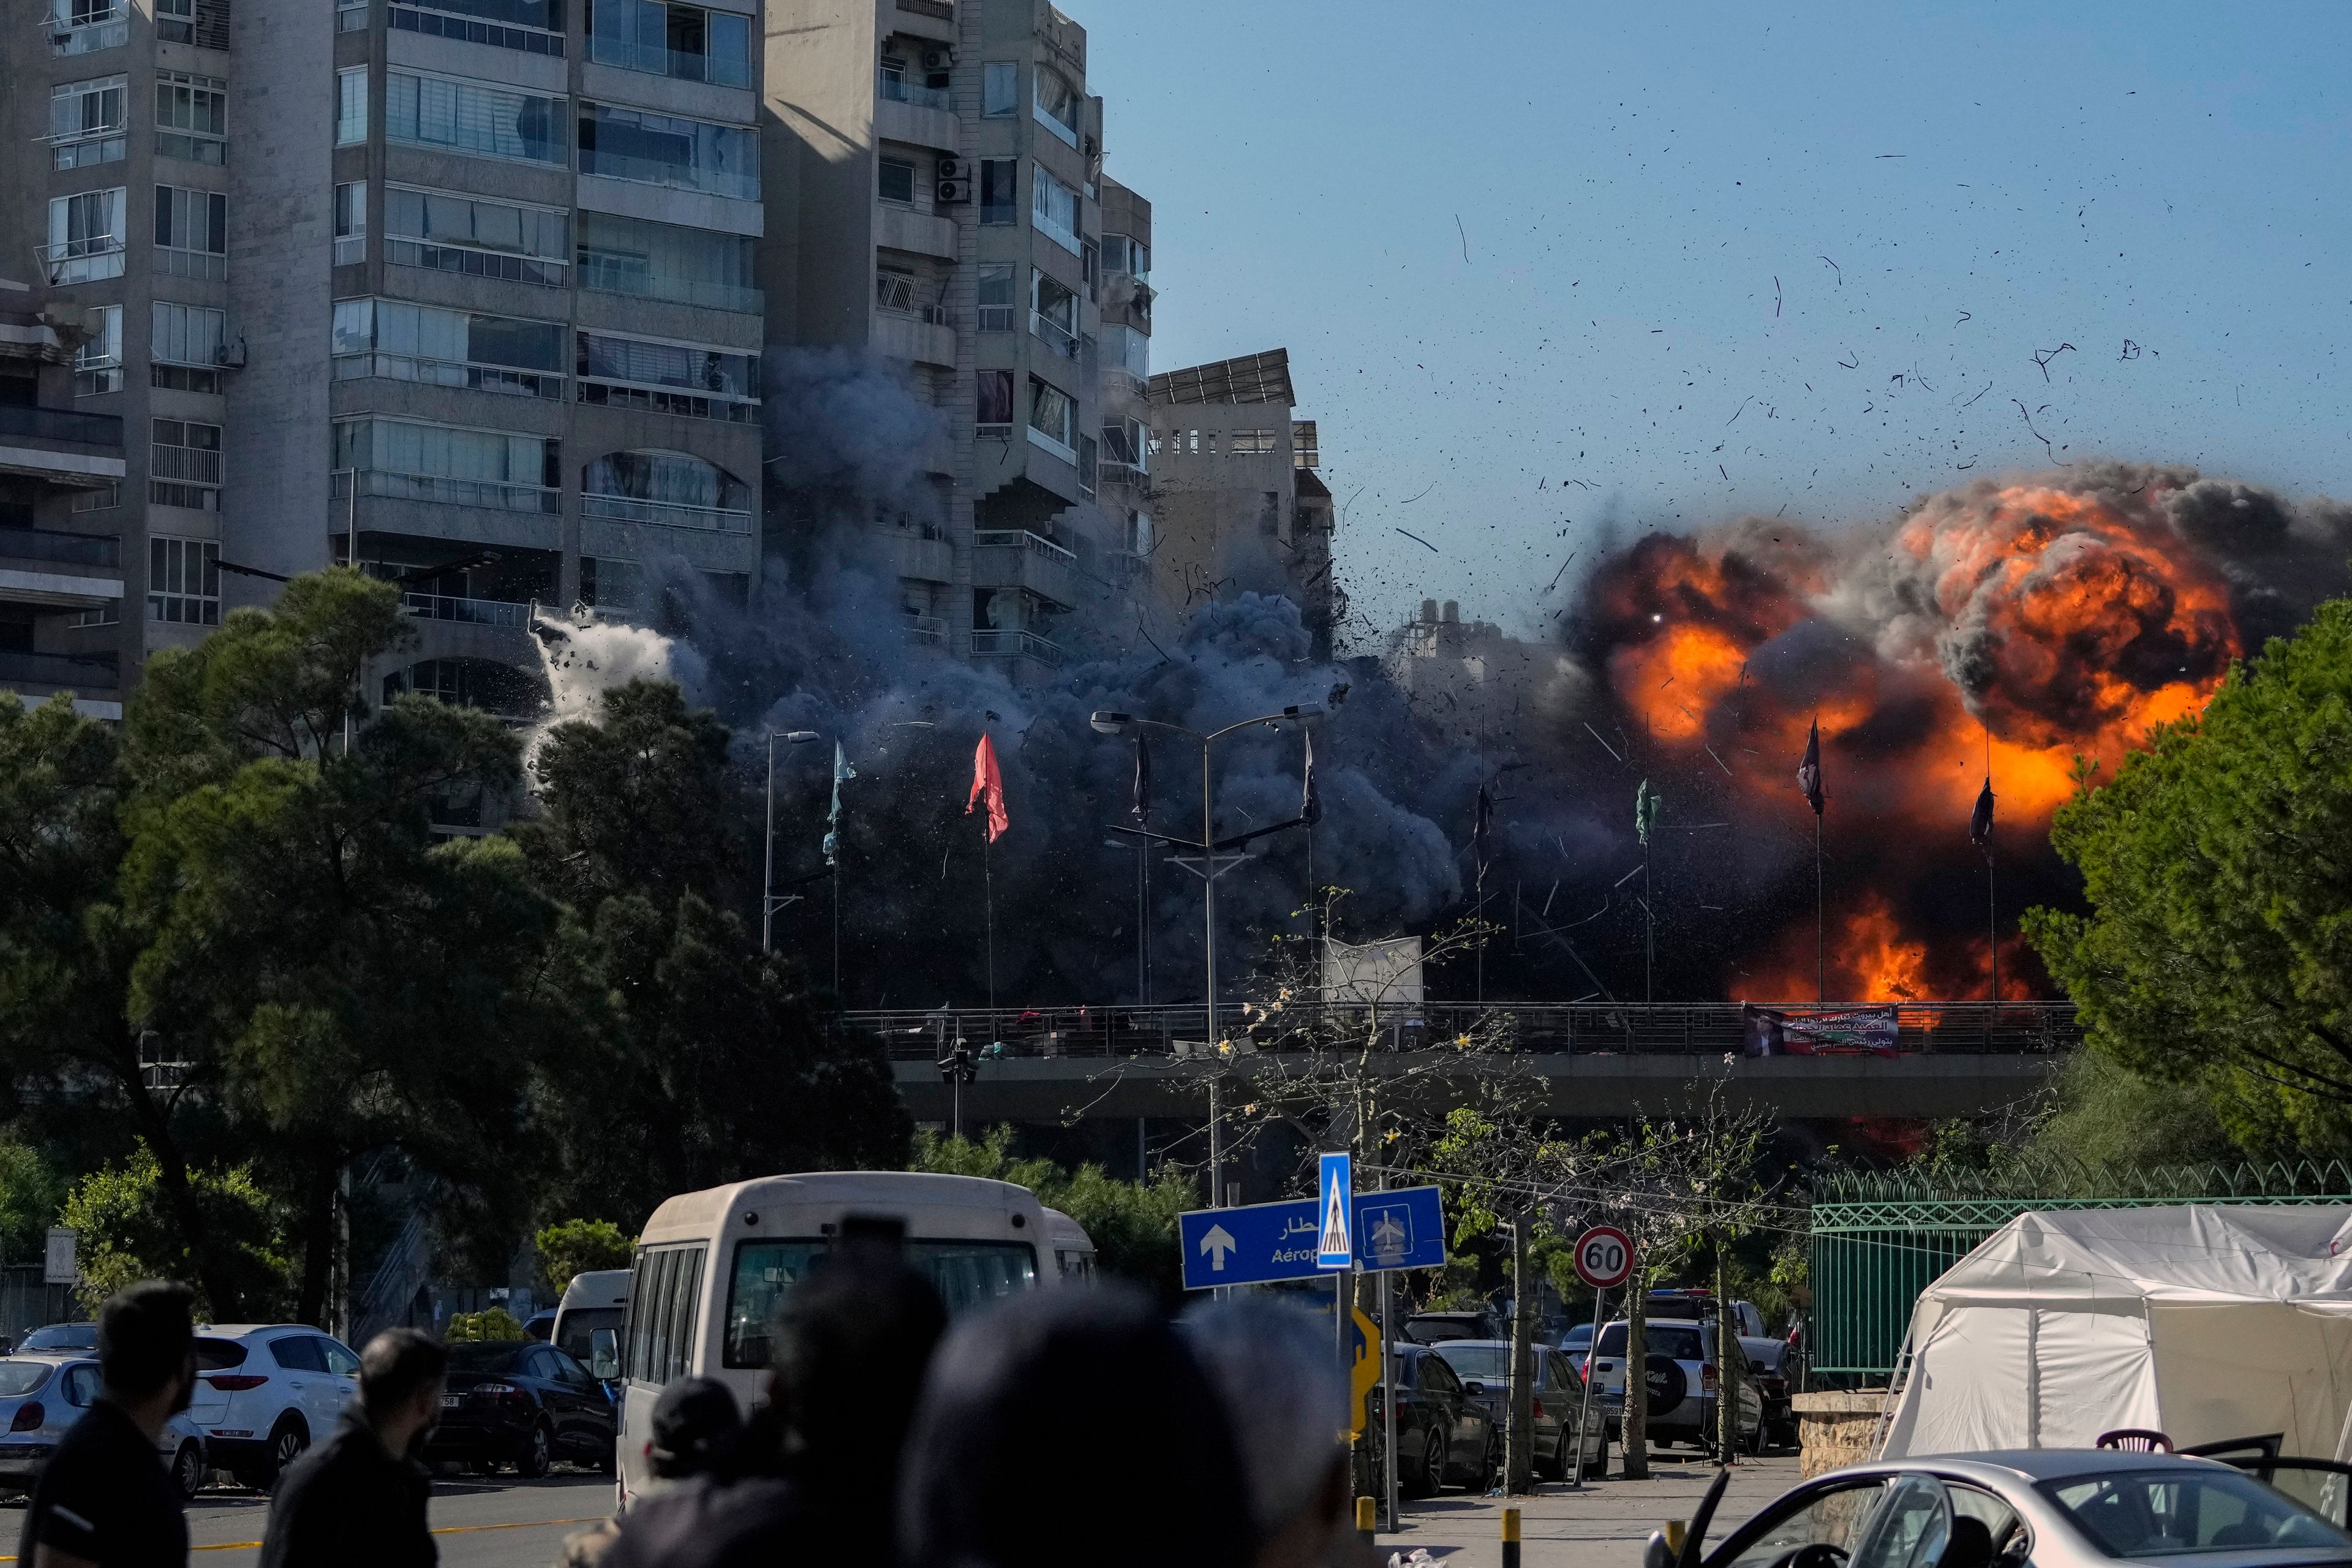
[1878, 1204, 2352, 1459]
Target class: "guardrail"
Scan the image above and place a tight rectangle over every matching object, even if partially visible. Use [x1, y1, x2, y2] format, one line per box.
[0, 404, 122, 448]
[841, 1000, 2085, 1061]
[0, 527, 119, 568]
[0, 647, 118, 689]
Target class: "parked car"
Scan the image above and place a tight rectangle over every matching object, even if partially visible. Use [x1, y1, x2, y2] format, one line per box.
[189, 1324, 363, 1490]
[1402, 1310, 1506, 1345]
[423, 1339, 616, 1479]
[1743, 1335, 1803, 1449]
[1561, 1322, 1596, 1353]
[15, 1324, 96, 1354]
[522, 1311, 556, 1342]
[1586, 1316, 1762, 1453]
[1660, 1448, 2352, 1568]
[0, 1354, 210, 1500]
[1372, 1343, 1498, 1498]
[1430, 1340, 1609, 1480]
[1643, 1290, 1766, 1339]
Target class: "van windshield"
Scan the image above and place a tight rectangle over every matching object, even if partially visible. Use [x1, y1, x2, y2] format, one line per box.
[556, 1307, 623, 1363]
[725, 1239, 1038, 1367]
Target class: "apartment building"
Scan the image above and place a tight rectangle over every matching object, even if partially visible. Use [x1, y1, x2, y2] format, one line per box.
[1146, 348, 1340, 657]
[763, 0, 1153, 682]
[2, 0, 766, 718]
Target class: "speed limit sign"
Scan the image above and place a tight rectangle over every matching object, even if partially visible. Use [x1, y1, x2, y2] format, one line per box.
[1573, 1225, 1634, 1289]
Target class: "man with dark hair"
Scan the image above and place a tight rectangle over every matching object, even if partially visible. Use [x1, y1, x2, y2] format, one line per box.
[23, 1280, 197, 1568]
[259, 1329, 448, 1568]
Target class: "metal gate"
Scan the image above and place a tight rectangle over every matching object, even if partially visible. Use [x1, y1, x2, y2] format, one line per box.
[1810, 1158, 2352, 1379]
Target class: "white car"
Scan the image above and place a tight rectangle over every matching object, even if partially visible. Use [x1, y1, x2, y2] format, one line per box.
[191, 1324, 362, 1489]
[0, 1354, 211, 1499]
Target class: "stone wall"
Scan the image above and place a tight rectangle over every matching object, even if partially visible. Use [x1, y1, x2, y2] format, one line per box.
[1795, 1390, 1888, 1479]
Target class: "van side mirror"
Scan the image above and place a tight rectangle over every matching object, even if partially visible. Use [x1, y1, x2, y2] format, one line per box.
[589, 1327, 620, 1382]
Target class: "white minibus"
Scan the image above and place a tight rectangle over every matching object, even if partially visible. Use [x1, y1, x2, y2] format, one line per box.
[595, 1170, 1052, 1504]
[1043, 1208, 1096, 1281]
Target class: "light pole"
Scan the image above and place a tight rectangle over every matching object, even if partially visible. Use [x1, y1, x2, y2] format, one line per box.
[763, 729, 821, 953]
[1103, 837, 1150, 1003]
[1088, 704, 1322, 1208]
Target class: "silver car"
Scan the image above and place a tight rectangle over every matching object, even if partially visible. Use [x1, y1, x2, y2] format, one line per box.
[1653, 1449, 2352, 1568]
[0, 1354, 211, 1501]
[1429, 1340, 1610, 1480]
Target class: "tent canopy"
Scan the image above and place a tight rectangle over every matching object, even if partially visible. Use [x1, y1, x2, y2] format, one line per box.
[1879, 1204, 2352, 1460]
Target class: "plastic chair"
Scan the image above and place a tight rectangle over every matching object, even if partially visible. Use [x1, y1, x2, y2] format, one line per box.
[2096, 1428, 2174, 1453]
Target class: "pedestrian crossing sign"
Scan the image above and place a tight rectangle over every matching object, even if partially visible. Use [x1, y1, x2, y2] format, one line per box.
[1316, 1152, 1352, 1268]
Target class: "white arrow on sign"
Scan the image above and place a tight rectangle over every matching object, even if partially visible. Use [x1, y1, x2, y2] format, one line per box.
[1200, 1224, 1238, 1272]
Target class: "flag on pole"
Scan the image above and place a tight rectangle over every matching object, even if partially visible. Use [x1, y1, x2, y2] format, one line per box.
[1131, 736, 1153, 822]
[967, 732, 1008, 843]
[1970, 776, 1995, 851]
[1635, 778, 1662, 846]
[1797, 718, 1826, 815]
[1301, 732, 1322, 826]
[1473, 782, 1494, 864]
[823, 741, 856, 865]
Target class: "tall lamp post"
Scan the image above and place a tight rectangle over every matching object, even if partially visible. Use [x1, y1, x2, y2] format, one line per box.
[1088, 704, 1322, 1207]
[762, 729, 820, 954]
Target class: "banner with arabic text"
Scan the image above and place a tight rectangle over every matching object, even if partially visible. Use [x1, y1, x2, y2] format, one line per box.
[1741, 1004, 1900, 1057]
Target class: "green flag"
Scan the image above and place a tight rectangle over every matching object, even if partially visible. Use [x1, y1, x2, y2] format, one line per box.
[1635, 778, 1662, 846]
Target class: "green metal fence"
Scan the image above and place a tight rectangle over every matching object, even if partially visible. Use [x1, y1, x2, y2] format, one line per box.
[1809, 1158, 2352, 1378]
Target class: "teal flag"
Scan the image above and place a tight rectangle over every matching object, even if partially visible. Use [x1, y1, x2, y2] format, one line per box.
[1635, 778, 1662, 846]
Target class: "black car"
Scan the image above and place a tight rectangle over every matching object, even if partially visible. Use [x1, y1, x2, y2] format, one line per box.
[1741, 1335, 1803, 1448]
[423, 1341, 614, 1478]
[1370, 1344, 1498, 1498]
[1401, 1310, 1505, 1346]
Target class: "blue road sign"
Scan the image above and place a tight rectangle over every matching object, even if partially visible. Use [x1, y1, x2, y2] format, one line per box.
[1177, 1185, 1447, 1290]
[1317, 1152, 1353, 1268]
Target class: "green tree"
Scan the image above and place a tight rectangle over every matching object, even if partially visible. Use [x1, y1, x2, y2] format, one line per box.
[910, 1126, 1194, 1297]
[537, 1218, 636, 1294]
[61, 1144, 291, 1318]
[2027, 597, 2352, 1150]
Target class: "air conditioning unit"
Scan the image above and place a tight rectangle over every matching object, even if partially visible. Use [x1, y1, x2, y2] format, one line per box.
[921, 45, 954, 70]
[937, 155, 969, 181]
[935, 178, 971, 204]
[211, 336, 247, 369]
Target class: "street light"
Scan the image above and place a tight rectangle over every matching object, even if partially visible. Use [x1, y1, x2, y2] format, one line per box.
[763, 729, 821, 953]
[1088, 703, 1323, 1208]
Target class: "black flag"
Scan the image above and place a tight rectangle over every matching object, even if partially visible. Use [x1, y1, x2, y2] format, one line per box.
[1300, 732, 1321, 826]
[1130, 736, 1152, 821]
[1473, 782, 1494, 866]
[1797, 718, 1825, 816]
[1970, 776, 1994, 851]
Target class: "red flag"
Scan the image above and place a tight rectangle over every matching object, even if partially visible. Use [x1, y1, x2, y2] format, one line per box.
[967, 733, 1009, 842]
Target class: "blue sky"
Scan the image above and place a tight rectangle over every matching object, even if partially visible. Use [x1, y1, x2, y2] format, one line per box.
[1082, 1, 2352, 643]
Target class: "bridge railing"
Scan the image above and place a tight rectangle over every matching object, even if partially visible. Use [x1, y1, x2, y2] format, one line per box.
[843, 1000, 2082, 1063]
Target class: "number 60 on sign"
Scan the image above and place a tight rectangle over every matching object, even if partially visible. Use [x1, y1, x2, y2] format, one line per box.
[1573, 1225, 1633, 1289]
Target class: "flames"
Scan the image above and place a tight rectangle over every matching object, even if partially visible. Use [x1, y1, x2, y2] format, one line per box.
[1580, 473, 2246, 1001]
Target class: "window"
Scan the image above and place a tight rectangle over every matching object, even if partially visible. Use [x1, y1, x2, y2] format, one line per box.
[1030, 271, 1076, 356]
[74, 600, 119, 625]
[336, 66, 369, 144]
[332, 298, 567, 398]
[150, 301, 227, 397]
[878, 157, 916, 206]
[581, 450, 750, 530]
[156, 72, 226, 164]
[74, 304, 122, 396]
[333, 183, 366, 265]
[588, 0, 751, 88]
[388, 185, 570, 286]
[1102, 233, 1148, 280]
[2040, 1470, 2348, 1559]
[578, 102, 756, 199]
[576, 211, 756, 312]
[72, 484, 119, 514]
[1030, 163, 1078, 254]
[623, 1245, 704, 1387]
[1033, 68, 1078, 147]
[1027, 374, 1074, 457]
[976, 369, 1013, 433]
[154, 0, 223, 47]
[976, 263, 1015, 331]
[43, 189, 126, 285]
[49, 77, 127, 170]
[580, 556, 641, 611]
[1229, 428, 1276, 455]
[155, 187, 227, 281]
[390, 0, 567, 56]
[388, 70, 567, 165]
[1101, 323, 1148, 382]
[333, 416, 560, 513]
[1077, 432, 1096, 498]
[979, 159, 1016, 225]
[575, 331, 758, 423]
[62, 1365, 99, 1407]
[1081, 236, 1098, 295]
[982, 61, 1016, 116]
[268, 1336, 326, 1373]
[150, 421, 222, 513]
[321, 1341, 361, 1377]
[1720, 1482, 1892, 1568]
[725, 1240, 1036, 1368]
[49, 0, 128, 55]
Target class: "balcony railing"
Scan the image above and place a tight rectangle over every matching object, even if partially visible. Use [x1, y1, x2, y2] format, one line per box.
[157, 246, 226, 281]
[0, 647, 118, 689]
[333, 352, 562, 401]
[878, 71, 951, 111]
[49, 130, 126, 170]
[575, 255, 759, 315]
[904, 614, 947, 648]
[46, 7, 128, 54]
[37, 235, 126, 286]
[0, 404, 123, 447]
[149, 443, 222, 485]
[576, 148, 758, 203]
[1098, 459, 1147, 488]
[401, 590, 531, 628]
[974, 421, 1012, 442]
[972, 528, 1077, 568]
[1030, 310, 1078, 358]
[580, 493, 753, 534]
[969, 628, 1064, 666]
[0, 527, 120, 568]
[391, 2, 564, 56]
[894, 0, 951, 17]
[334, 468, 560, 515]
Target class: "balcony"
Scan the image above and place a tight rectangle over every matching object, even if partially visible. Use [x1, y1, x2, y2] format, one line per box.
[895, 0, 951, 16]
[0, 405, 126, 489]
[1031, 311, 1079, 360]
[46, 7, 128, 55]
[905, 613, 947, 649]
[37, 235, 126, 287]
[401, 590, 531, 628]
[888, 531, 955, 584]
[969, 628, 1063, 668]
[333, 353, 564, 401]
[0, 527, 123, 611]
[873, 311, 957, 369]
[971, 528, 1082, 609]
[0, 647, 118, 692]
[1098, 459, 1147, 490]
[874, 205, 956, 260]
[877, 70, 949, 111]
[580, 493, 752, 534]
[334, 468, 560, 516]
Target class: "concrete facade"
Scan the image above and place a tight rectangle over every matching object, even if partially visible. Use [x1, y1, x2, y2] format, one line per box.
[3, 0, 769, 716]
[763, 0, 1155, 680]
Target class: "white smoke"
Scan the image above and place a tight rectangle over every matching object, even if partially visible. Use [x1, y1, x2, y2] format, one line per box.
[524, 606, 710, 772]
